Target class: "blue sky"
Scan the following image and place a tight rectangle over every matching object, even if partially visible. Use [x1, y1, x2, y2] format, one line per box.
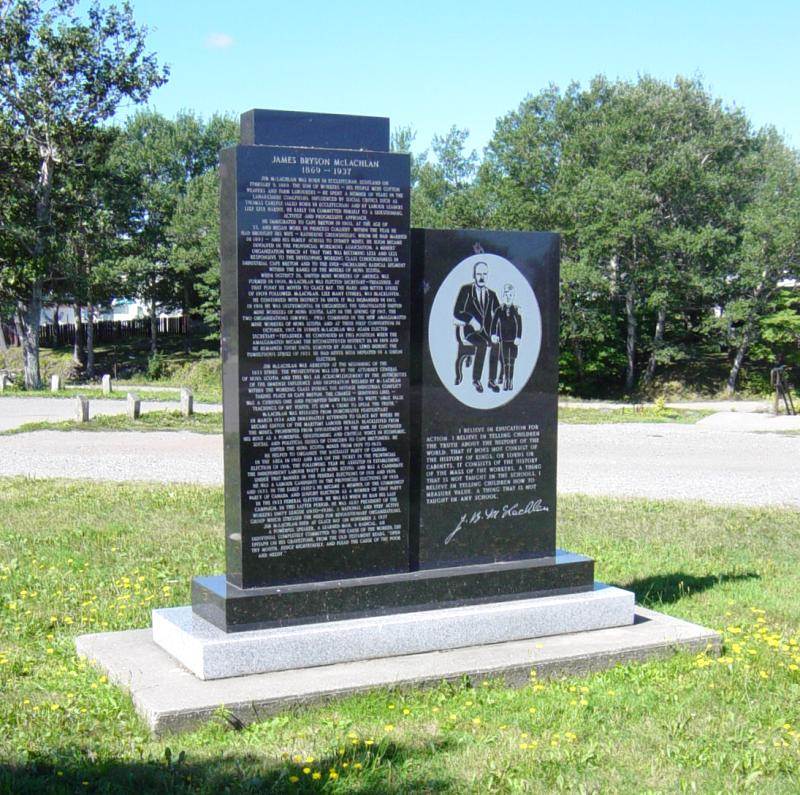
[117, 0, 800, 155]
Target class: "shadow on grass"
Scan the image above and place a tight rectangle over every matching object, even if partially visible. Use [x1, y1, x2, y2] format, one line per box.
[0, 737, 454, 794]
[623, 571, 760, 607]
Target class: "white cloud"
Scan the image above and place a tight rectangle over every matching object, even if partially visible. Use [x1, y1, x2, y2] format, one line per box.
[205, 32, 234, 49]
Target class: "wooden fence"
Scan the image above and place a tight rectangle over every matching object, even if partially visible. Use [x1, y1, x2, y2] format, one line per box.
[2, 317, 187, 348]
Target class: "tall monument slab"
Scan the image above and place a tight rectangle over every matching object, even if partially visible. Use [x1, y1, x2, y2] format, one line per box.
[219, 135, 411, 588]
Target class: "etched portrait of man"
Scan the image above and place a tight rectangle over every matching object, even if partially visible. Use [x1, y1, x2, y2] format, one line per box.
[453, 261, 501, 392]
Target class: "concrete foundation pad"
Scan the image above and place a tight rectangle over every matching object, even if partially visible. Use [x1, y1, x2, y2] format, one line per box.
[76, 606, 719, 735]
[153, 584, 635, 679]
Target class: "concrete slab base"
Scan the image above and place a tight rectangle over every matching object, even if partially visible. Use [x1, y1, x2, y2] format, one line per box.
[76, 606, 719, 735]
[153, 584, 635, 679]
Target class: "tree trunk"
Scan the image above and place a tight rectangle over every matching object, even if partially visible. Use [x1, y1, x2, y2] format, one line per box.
[86, 304, 95, 379]
[624, 284, 637, 393]
[0, 321, 7, 354]
[13, 310, 24, 360]
[727, 279, 769, 395]
[150, 297, 158, 354]
[183, 280, 191, 354]
[73, 303, 84, 367]
[15, 283, 43, 389]
[23, 149, 54, 390]
[726, 319, 754, 395]
[643, 305, 667, 387]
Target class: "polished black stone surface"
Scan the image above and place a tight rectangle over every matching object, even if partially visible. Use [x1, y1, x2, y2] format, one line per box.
[193, 550, 594, 631]
[194, 109, 596, 633]
[219, 142, 411, 589]
[410, 229, 560, 570]
[240, 109, 390, 151]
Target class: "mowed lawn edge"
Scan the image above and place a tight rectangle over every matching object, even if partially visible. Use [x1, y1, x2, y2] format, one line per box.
[0, 407, 709, 437]
[1, 478, 799, 793]
[0, 411, 223, 435]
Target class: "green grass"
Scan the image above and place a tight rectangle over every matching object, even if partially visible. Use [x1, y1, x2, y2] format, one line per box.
[0, 383, 223, 405]
[0, 385, 181, 402]
[559, 406, 713, 424]
[1, 410, 222, 435]
[1, 333, 223, 404]
[0, 346, 77, 383]
[1, 480, 800, 792]
[1, 395, 710, 432]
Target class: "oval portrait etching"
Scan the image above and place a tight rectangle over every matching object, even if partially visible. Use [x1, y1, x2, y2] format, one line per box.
[428, 253, 542, 410]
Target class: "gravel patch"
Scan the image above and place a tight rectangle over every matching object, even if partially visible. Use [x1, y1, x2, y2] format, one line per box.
[558, 423, 800, 508]
[0, 431, 223, 485]
[1, 423, 798, 509]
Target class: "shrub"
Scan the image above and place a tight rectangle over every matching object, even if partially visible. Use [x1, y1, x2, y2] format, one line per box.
[146, 352, 169, 381]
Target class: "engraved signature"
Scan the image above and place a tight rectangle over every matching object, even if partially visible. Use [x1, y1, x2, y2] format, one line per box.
[443, 499, 550, 545]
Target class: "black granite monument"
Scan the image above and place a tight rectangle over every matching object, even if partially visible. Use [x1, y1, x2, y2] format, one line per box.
[192, 109, 594, 632]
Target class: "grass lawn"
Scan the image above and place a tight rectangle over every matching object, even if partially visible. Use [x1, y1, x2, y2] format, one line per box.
[0, 383, 222, 405]
[558, 406, 713, 424]
[1, 411, 223, 435]
[1, 480, 799, 793]
[0, 401, 710, 436]
[0, 386, 182, 402]
[1, 335, 223, 404]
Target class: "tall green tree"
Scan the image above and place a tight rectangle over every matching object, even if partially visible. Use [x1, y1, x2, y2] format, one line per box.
[111, 110, 236, 353]
[56, 126, 129, 376]
[750, 290, 800, 375]
[0, 0, 166, 387]
[167, 169, 221, 337]
[721, 132, 800, 393]
[410, 126, 485, 228]
[0, 108, 37, 358]
[482, 76, 763, 394]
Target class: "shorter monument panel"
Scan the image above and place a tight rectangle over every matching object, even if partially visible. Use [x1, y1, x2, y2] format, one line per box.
[411, 229, 560, 569]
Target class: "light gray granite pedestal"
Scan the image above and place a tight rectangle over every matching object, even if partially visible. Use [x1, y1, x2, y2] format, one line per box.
[75, 588, 720, 735]
[153, 584, 635, 680]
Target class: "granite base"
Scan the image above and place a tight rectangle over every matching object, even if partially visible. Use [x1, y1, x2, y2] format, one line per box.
[76, 606, 720, 735]
[158, 583, 633, 680]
